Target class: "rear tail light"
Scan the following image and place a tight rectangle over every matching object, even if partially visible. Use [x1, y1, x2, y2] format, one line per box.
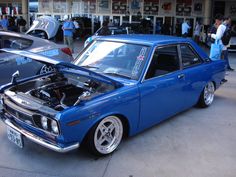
[61, 47, 72, 56]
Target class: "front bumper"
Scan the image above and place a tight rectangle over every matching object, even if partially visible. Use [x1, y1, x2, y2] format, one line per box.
[2, 117, 80, 153]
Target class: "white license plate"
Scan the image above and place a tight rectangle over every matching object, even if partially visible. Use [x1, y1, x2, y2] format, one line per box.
[7, 126, 23, 148]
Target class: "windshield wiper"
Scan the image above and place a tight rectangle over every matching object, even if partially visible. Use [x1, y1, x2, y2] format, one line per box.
[81, 65, 99, 69]
[104, 72, 132, 79]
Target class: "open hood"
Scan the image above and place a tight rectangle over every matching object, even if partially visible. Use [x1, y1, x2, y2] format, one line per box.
[26, 16, 60, 39]
[0, 48, 122, 88]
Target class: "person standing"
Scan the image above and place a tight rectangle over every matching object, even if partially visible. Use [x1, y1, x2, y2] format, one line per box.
[62, 15, 75, 53]
[210, 16, 234, 71]
[108, 19, 114, 27]
[208, 14, 223, 44]
[1, 15, 9, 31]
[193, 21, 201, 44]
[99, 21, 110, 36]
[17, 16, 27, 33]
[0, 16, 3, 30]
[182, 20, 191, 37]
[73, 19, 80, 39]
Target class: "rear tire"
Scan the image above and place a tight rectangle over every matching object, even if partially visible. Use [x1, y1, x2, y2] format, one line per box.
[85, 116, 123, 156]
[198, 81, 215, 108]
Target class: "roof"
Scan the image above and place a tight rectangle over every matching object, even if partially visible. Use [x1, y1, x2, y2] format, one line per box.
[98, 34, 209, 59]
[0, 30, 62, 52]
[100, 34, 190, 45]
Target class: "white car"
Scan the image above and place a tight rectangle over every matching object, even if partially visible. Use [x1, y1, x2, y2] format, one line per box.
[26, 16, 62, 41]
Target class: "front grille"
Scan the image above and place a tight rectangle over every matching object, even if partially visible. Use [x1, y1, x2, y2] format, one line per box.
[3, 98, 39, 126]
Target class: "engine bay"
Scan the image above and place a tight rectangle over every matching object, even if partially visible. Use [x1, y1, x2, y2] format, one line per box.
[7, 73, 116, 111]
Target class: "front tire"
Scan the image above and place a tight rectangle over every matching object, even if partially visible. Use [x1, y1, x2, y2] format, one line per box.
[86, 116, 123, 156]
[198, 81, 215, 108]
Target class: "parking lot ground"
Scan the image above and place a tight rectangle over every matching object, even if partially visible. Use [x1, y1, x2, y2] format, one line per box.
[0, 47, 236, 177]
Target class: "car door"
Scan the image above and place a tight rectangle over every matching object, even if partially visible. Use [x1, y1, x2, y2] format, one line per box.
[138, 45, 188, 130]
[178, 44, 205, 105]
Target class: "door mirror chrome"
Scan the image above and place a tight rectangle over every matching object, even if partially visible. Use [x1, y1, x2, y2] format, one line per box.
[11, 70, 20, 84]
[205, 58, 211, 63]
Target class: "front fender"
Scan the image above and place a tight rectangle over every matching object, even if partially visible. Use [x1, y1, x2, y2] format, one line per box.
[58, 86, 140, 143]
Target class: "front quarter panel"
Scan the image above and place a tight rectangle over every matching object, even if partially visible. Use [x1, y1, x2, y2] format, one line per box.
[57, 85, 140, 143]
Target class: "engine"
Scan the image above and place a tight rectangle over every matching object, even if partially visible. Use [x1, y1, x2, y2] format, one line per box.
[7, 73, 115, 111]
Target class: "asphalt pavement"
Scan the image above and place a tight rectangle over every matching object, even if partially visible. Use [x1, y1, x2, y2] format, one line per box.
[0, 43, 236, 177]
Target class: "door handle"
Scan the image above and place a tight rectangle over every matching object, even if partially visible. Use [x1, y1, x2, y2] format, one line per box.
[178, 74, 185, 79]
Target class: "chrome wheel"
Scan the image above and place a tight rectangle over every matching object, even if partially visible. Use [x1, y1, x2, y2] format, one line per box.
[94, 116, 123, 155]
[203, 82, 215, 106]
[40, 65, 56, 74]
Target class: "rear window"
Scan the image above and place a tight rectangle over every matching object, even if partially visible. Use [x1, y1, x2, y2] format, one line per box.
[3, 36, 33, 50]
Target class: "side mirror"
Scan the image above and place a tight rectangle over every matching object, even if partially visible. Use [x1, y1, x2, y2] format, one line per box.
[11, 70, 20, 84]
[205, 58, 211, 63]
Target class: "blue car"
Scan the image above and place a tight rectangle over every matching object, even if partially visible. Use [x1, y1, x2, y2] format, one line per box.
[0, 35, 226, 156]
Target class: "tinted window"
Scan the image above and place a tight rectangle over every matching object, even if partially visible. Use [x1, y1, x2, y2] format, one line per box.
[145, 46, 179, 79]
[180, 45, 201, 68]
[3, 36, 33, 50]
[28, 30, 48, 39]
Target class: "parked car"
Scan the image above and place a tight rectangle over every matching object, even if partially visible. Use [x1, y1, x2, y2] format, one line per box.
[84, 26, 130, 47]
[27, 16, 86, 42]
[26, 16, 62, 41]
[0, 35, 226, 156]
[0, 31, 73, 86]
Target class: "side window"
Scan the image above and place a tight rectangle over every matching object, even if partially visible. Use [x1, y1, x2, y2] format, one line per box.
[180, 45, 202, 68]
[145, 45, 180, 79]
[3, 36, 33, 50]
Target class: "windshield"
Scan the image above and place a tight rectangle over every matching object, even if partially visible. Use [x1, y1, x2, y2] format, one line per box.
[74, 41, 150, 80]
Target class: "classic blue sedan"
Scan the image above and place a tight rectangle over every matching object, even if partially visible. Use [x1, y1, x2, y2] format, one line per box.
[0, 35, 226, 156]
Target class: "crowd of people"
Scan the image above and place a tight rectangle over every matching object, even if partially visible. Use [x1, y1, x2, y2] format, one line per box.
[0, 15, 27, 32]
[1, 13, 235, 71]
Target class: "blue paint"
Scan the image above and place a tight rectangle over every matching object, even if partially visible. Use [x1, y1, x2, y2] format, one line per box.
[0, 35, 226, 151]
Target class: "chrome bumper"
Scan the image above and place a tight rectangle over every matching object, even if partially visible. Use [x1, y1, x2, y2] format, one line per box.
[4, 118, 80, 153]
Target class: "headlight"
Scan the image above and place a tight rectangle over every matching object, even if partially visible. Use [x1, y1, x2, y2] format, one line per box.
[41, 116, 48, 130]
[51, 120, 59, 134]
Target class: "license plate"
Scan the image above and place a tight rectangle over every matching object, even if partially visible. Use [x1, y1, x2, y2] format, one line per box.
[7, 126, 23, 148]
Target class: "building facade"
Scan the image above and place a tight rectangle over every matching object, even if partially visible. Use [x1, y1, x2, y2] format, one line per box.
[0, 0, 235, 34]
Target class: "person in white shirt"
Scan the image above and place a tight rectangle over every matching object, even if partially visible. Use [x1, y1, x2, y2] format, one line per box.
[210, 16, 234, 71]
[193, 21, 201, 44]
[182, 20, 191, 37]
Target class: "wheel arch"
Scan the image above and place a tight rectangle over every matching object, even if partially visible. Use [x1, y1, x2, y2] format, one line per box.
[81, 113, 130, 145]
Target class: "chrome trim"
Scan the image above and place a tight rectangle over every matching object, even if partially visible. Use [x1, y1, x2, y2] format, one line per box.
[3, 97, 61, 136]
[4, 119, 79, 153]
[141, 46, 156, 83]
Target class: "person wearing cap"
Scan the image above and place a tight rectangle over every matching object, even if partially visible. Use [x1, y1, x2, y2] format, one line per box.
[62, 15, 75, 53]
